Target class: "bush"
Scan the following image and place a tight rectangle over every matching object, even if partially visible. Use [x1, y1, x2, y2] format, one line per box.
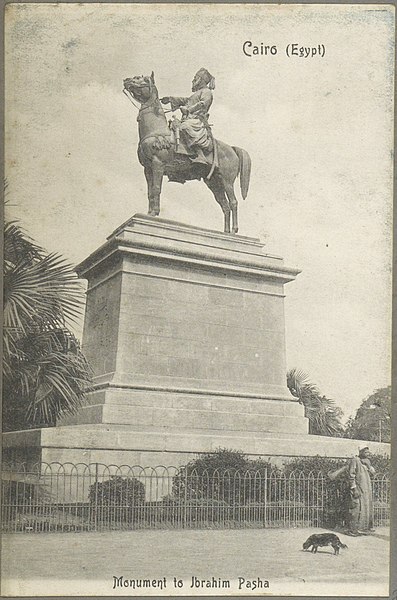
[282, 454, 390, 528]
[370, 454, 390, 475]
[168, 450, 390, 529]
[172, 448, 277, 504]
[282, 453, 390, 476]
[89, 476, 145, 523]
[282, 455, 346, 476]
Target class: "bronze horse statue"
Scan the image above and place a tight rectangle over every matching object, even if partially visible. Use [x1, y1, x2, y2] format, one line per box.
[123, 73, 251, 234]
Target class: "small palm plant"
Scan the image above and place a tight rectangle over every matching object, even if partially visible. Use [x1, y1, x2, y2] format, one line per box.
[3, 220, 92, 431]
[287, 368, 344, 437]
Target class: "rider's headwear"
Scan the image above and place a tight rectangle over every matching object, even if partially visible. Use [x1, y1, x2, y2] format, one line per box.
[195, 68, 215, 90]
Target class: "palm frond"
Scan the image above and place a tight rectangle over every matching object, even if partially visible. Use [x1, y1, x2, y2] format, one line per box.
[27, 348, 92, 424]
[287, 368, 344, 436]
[4, 333, 92, 429]
[4, 252, 84, 334]
[4, 221, 44, 267]
[287, 368, 320, 402]
[3, 217, 91, 431]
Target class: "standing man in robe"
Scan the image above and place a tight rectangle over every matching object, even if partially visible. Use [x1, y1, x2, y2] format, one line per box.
[346, 447, 376, 536]
[160, 68, 215, 164]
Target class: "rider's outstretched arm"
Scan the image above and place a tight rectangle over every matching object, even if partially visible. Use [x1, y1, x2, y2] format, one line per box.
[162, 96, 189, 111]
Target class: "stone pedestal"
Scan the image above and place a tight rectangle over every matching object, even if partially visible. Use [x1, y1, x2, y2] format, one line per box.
[60, 214, 305, 432]
[8, 215, 388, 468]
[80, 215, 300, 398]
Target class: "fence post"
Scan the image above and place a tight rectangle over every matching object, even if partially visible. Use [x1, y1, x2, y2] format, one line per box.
[183, 469, 188, 528]
[264, 468, 267, 528]
[94, 463, 99, 531]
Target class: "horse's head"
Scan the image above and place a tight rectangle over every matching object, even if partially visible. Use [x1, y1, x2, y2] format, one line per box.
[123, 72, 158, 104]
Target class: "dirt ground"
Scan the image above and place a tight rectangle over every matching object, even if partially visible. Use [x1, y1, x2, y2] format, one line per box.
[1, 527, 390, 597]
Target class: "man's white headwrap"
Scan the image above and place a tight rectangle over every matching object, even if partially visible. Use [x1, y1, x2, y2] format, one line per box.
[195, 68, 215, 90]
[358, 446, 370, 457]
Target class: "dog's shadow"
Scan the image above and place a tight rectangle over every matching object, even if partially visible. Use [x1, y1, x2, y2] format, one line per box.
[332, 527, 388, 542]
[300, 549, 339, 555]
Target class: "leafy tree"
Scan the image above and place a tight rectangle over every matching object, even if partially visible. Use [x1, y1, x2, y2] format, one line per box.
[287, 368, 344, 437]
[345, 386, 391, 443]
[3, 220, 92, 430]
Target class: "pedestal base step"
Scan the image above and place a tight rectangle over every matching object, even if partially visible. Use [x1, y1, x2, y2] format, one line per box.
[3, 424, 390, 470]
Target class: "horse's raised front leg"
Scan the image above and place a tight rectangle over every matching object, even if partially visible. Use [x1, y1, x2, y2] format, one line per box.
[144, 159, 163, 216]
[144, 166, 155, 214]
[148, 156, 164, 216]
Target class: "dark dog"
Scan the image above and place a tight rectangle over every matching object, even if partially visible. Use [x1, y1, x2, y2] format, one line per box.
[303, 533, 348, 555]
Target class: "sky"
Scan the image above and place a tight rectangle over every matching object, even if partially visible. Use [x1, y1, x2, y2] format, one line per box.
[5, 3, 394, 421]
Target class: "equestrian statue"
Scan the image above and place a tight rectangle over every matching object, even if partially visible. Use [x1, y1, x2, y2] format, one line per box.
[123, 69, 251, 234]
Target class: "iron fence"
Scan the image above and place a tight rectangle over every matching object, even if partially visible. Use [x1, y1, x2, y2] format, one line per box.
[1, 463, 390, 533]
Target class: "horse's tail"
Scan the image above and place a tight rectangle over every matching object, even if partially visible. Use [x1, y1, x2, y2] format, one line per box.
[232, 146, 251, 199]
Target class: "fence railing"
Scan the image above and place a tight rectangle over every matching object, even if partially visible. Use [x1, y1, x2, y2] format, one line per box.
[1, 463, 390, 533]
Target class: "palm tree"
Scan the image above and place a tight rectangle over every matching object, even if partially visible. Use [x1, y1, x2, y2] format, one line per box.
[3, 220, 92, 431]
[287, 368, 344, 437]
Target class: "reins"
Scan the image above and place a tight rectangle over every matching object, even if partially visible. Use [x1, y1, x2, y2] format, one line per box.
[123, 88, 141, 110]
[123, 88, 173, 113]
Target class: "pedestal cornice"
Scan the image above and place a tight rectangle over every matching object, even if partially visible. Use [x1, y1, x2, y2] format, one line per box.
[76, 214, 300, 284]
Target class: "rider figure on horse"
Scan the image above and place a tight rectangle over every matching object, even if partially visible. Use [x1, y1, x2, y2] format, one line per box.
[160, 68, 215, 165]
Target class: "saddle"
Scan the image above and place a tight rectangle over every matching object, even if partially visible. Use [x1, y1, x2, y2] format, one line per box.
[169, 118, 214, 166]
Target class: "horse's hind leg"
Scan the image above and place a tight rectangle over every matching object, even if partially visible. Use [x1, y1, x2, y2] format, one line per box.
[223, 182, 239, 234]
[204, 174, 231, 233]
